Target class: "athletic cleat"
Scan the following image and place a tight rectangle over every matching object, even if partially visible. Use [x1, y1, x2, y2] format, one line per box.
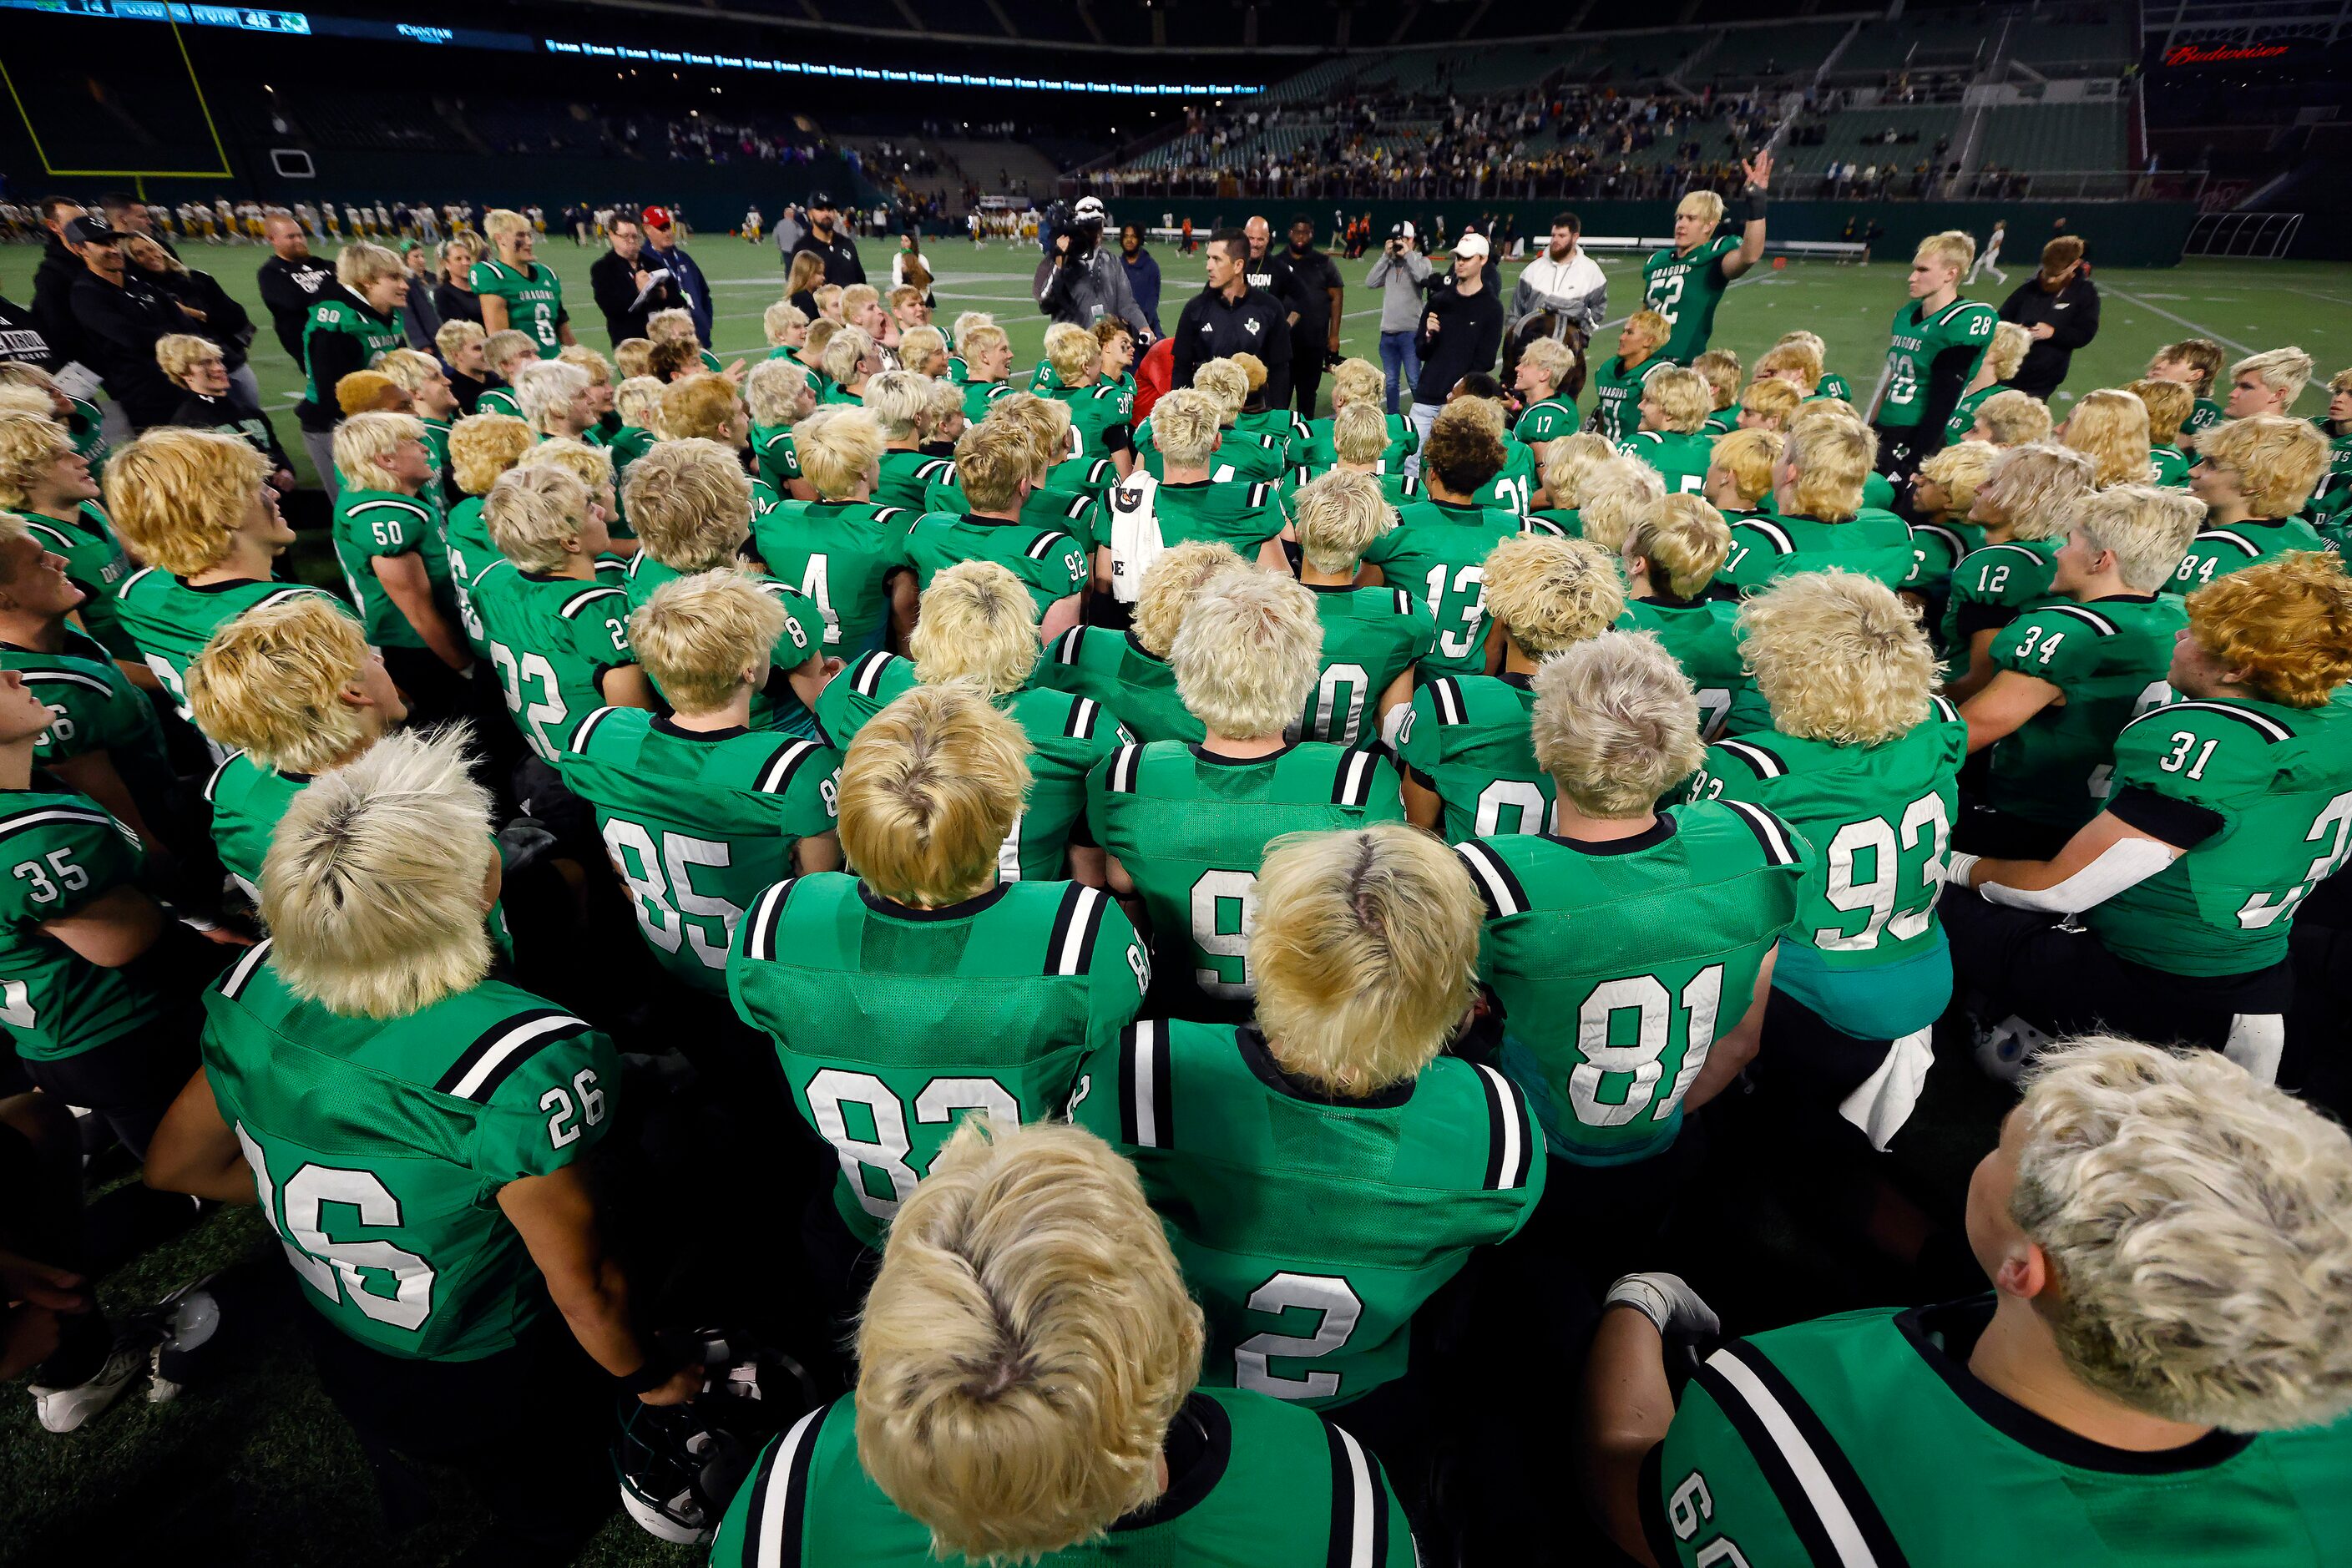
[143, 1277, 224, 1404]
[28, 1327, 154, 1433]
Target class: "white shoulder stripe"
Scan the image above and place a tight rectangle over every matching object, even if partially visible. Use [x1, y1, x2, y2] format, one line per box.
[757, 740, 817, 793]
[1721, 798, 1802, 865]
[447, 1014, 591, 1100]
[220, 937, 275, 999]
[753, 1404, 825, 1568]
[1715, 739, 1785, 779]
[1742, 518, 1795, 554]
[1336, 1425, 1378, 1568]
[1702, 1348, 1886, 1568]
[1457, 839, 1525, 917]
[2041, 603, 2117, 635]
[19, 669, 114, 695]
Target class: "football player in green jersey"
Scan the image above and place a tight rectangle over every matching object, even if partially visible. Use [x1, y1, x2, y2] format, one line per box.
[472, 464, 655, 767]
[1228, 351, 1312, 466]
[1756, 332, 1851, 404]
[469, 329, 539, 420]
[1583, 1034, 2352, 1568]
[1283, 399, 1425, 512]
[443, 412, 534, 661]
[331, 412, 470, 725]
[1137, 360, 1290, 486]
[1702, 425, 1781, 529]
[1361, 402, 1531, 679]
[1717, 416, 1914, 596]
[1038, 540, 1247, 744]
[1446, 383, 1538, 516]
[1960, 487, 2200, 856]
[1531, 430, 1618, 533]
[104, 428, 343, 730]
[903, 419, 1088, 639]
[562, 572, 838, 1006]
[729, 682, 1147, 1269]
[710, 1116, 1419, 1567]
[749, 407, 918, 658]
[1691, 349, 1742, 436]
[469, 208, 572, 358]
[145, 731, 697, 1560]
[2148, 336, 2229, 440]
[1899, 438, 1997, 640]
[0, 413, 136, 664]
[1618, 365, 1717, 497]
[743, 357, 817, 502]
[1074, 823, 1542, 1425]
[296, 242, 407, 500]
[185, 594, 407, 900]
[1457, 632, 1809, 1255]
[1733, 375, 1802, 438]
[1295, 358, 1418, 472]
[955, 318, 1019, 423]
[1617, 494, 1743, 736]
[1869, 230, 2000, 479]
[2220, 344, 2314, 422]
[1292, 471, 1435, 750]
[377, 347, 462, 510]
[1402, 534, 1621, 840]
[1940, 443, 2098, 701]
[1943, 319, 2030, 449]
[1690, 573, 1963, 1144]
[2173, 414, 2330, 591]
[1945, 553, 2352, 1067]
[987, 390, 1123, 518]
[2129, 376, 2198, 489]
[1641, 157, 1770, 365]
[1586, 309, 1674, 446]
[2057, 387, 2157, 491]
[818, 326, 882, 406]
[1970, 389, 2056, 453]
[512, 359, 597, 448]
[864, 370, 939, 511]
[2315, 367, 2352, 524]
[604, 372, 667, 478]
[761, 297, 812, 367]
[1090, 571, 1403, 1018]
[1099, 389, 1290, 600]
[1040, 323, 1138, 481]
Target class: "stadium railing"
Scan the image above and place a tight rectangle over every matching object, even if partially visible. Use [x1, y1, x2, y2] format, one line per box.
[1085, 168, 2204, 203]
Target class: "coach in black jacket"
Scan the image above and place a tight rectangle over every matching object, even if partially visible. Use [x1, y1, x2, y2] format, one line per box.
[1171, 229, 1293, 408]
[589, 218, 680, 348]
[1998, 235, 2100, 402]
[65, 218, 183, 429]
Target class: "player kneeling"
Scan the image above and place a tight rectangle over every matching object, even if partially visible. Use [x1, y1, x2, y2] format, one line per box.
[1581, 1034, 2352, 1568]
[710, 1115, 1419, 1565]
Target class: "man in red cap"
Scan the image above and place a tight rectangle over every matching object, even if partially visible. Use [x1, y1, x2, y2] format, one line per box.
[639, 205, 712, 346]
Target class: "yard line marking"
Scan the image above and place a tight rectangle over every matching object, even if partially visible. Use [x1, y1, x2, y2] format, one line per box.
[2102, 289, 2252, 355]
[2281, 285, 2352, 309]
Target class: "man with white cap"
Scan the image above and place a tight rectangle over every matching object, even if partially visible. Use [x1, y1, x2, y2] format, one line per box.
[1406, 229, 1503, 468]
[1368, 219, 1433, 416]
[1034, 195, 1153, 340]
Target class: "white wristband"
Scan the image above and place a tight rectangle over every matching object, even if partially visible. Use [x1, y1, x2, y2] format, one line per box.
[1945, 851, 1980, 892]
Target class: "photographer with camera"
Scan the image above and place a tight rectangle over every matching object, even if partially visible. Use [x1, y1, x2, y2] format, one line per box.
[1033, 195, 1153, 341]
[1367, 220, 1434, 416]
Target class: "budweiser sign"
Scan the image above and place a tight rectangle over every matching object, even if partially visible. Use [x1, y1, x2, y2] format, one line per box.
[2163, 41, 2293, 64]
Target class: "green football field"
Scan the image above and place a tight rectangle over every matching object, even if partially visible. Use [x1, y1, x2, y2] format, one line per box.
[0, 234, 2349, 1568]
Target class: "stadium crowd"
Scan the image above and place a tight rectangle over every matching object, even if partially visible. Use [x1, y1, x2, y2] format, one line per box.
[0, 168, 2349, 1568]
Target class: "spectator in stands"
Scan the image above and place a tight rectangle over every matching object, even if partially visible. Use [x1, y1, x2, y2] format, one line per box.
[639, 207, 711, 347]
[1119, 224, 1161, 336]
[66, 216, 182, 432]
[433, 236, 483, 330]
[1367, 222, 1433, 417]
[253, 214, 335, 366]
[590, 218, 680, 350]
[1171, 228, 1292, 411]
[1409, 232, 1503, 468]
[2000, 236, 2100, 402]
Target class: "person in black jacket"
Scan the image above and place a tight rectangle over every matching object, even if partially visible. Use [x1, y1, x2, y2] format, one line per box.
[1171, 229, 1293, 408]
[255, 215, 336, 364]
[589, 217, 680, 348]
[122, 233, 260, 407]
[787, 192, 864, 288]
[30, 200, 91, 379]
[0, 294, 59, 372]
[1269, 215, 1343, 419]
[63, 217, 183, 431]
[1998, 235, 2099, 402]
[1408, 231, 1503, 467]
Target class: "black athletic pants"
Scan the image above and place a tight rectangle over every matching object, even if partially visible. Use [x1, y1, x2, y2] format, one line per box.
[18, 1006, 205, 1161]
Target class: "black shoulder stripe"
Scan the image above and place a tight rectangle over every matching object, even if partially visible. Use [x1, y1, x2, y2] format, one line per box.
[741, 877, 802, 963]
[565, 705, 619, 756]
[1249, 481, 1272, 507]
[2041, 603, 2117, 635]
[1065, 696, 1100, 741]
[1024, 531, 1060, 560]
[1052, 626, 1085, 666]
[0, 804, 112, 844]
[1456, 840, 1530, 918]
[1431, 675, 1466, 727]
[217, 938, 274, 1001]
[1392, 588, 1414, 616]
[2197, 529, 2263, 559]
[736, 1402, 827, 1568]
[872, 505, 906, 524]
[1700, 1341, 1912, 1568]
[1720, 798, 1803, 866]
[1045, 883, 1110, 977]
[203, 751, 244, 805]
[1473, 1062, 1534, 1191]
[1322, 1419, 1388, 1568]
[850, 650, 895, 697]
[1714, 738, 1787, 780]
[1106, 741, 1143, 794]
[1930, 694, 1961, 725]
[2122, 698, 2292, 743]
[1117, 1019, 1172, 1149]
[756, 738, 821, 795]
[432, 1008, 589, 1101]
[19, 668, 113, 696]
[1333, 748, 1380, 807]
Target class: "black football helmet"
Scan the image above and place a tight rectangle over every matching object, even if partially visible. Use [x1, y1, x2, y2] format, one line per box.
[614, 1328, 818, 1544]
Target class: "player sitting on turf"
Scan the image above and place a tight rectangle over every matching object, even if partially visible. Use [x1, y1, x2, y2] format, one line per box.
[1581, 1033, 2352, 1567]
[1585, 309, 1672, 446]
[1692, 349, 1741, 436]
[442, 412, 533, 658]
[1620, 365, 1716, 497]
[1945, 319, 2031, 450]
[1289, 470, 1434, 749]
[726, 681, 1147, 1309]
[749, 407, 917, 659]
[955, 319, 1015, 422]
[1734, 377, 1801, 436]
[1940, 443, 2098, 702]
[710, 1115, 1421, 1566]
[1967, 386, 2053, 448]
[1900, 438, 1999, 635]
[1717, 417, 1912, 595]
[820, 326, 882, 406]
[2174, 414, 2331, 589]
[2056, 387, 2154, 491]
[863, 370, 938, 511]
[1618, 493, 1743, 736]
[1361, 402, 1529, 680]
[1226, 352, 1310, 467]
[1400, 532, 1621, 840]
[2147, 336, 2228, 438]
[1531, 431, 1618, 533]
[1702, 427, 1781, 524]
[1090, 570, 1402, 1019]
[763, 300, 811, 366]
[1869, 230, 1996, 482]
[147, 729, 697, 1559]
[1564, 454, 1667, 561]
[0, 411, 137, 670]
[918, 373, 965, 457]
[471, 330, 540, 421]
[1101, 389, 1287, 599]
[1039, 540, 1247, 744]
[559, 346, 618, 442]
[902, 419, 1086, 640]
[655, 372, 751, 470]
[1757, 332, 1850, 403]
[647, 306, 725, 379]
[1641, 156, 1770, 366]
[2128, 377, 2198, 488]
[2221, 346, 2314, 421]
[513, 359, 596, 445]
[1444, 382, 1538, 516]
[514, 436, 630, 564]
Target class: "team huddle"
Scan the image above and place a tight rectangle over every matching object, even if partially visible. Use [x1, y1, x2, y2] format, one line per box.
[2, 195, 2350, 1568]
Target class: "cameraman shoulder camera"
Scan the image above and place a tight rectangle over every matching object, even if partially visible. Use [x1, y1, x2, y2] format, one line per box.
[1054, 196, 1107, 264]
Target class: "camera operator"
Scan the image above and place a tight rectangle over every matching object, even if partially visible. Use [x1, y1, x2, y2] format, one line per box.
[1033, 195, 1153, 341]
[1367, 221, 1434, 416]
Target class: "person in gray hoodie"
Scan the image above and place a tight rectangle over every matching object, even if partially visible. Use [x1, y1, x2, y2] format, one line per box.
[1033, 195, 1153, 340]
[1365, 222, 1433, 415]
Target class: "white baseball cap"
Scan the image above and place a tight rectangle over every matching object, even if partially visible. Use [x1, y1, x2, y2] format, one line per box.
[1454, 231, 1490, 258]
[1073, 196, 1108, 222]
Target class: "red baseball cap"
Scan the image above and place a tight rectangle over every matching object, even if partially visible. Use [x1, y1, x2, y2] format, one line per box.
[640, 205, 673, 230]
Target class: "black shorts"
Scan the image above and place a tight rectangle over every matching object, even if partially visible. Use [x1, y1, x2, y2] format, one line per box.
[18, 1005, 205, 1160]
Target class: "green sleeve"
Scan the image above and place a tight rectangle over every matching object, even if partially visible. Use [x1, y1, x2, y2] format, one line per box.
[776, 746, 842, 841]
[31, 670, 154, 766]
[1393, 685, 1445, 781]
[343, 500, 432, 564]
[0, 811, 143, 927]
[1359, 756, 1409, 822]
[2111, 710, 2266, 817]
[1085, 898, 1151, 1042]
[470, 1024, 623, 1183]
[1084, 754, 1120, 854]
[1648, 1375, 1815, 1568]
[1402, 601, 1439, 664]
[465, 260, 506, 300]
[1719, 524, 1783, 594]
[567, 596, 635, 672]
[1036, 535, 1089, 604]
[1991, 609, 2098, 684]
[1064, 1034, 1126, 1136]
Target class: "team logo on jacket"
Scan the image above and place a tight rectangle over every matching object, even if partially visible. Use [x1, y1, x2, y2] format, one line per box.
[1243, 319, 1261, 336]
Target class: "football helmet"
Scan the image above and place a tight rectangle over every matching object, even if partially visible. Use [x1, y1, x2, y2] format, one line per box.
[615, 1328, 818, 1544]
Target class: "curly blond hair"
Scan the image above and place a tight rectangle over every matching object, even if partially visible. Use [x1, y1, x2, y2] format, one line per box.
[1737, 571, 1936, 746]
[1530, 630, 1703, 817]
[1481, 534, 1625, 655]
[2185, 551, 2352, 707]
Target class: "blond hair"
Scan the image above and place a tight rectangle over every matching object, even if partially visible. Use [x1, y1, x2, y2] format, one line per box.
[762, 301, 809, 347]
[1676, 189, 1726, 228]
[959, 321, 1008, 377]
[2071, 484, 2206, 593]
[613, 338, 655, 382]
[1691, 349, 1742, 410]
[953, 419, 1032, 513]
[1710, 427, 1783, 509]
[513, 436, 613, 501]
[2186, 551, 2352, 708]
[614, 376, 665, 432]
[743, 358, 814, 429]
[2193, 413, 2330, 518]
[513, 359, 590, 436]
[446, 413, 533, 498]
[838, 284, 880, 321]
[104, 427, 270, 576]
[822, 326, 878, 387]
[1531, 631, 1702, 815]
[856, 1117, 1203, 1563]
[1482, 534, 1625, 655]
[2061, 388, 2153, 489]
[657, 374, 739, 444]
[0, 412, 68, 511]
[837, 682, 1030, 906]
[1191, 359, 1248, 419]
[862, 369, 932, 443]
[1133, 540, 1247, 658]
[629, 570, 787, 714]
[186, 594, 373, 775]
[1518, 336, 1577, 397]
[1540, 432, 1616, 509]
[898, 325, 946, 377]
[261, 729, 496, 1019]
[910, 561, 1040, 696]
[335, 240, 402, 288]
[811, 285, 844, 322]
[0, 387, 52, 422]
[2231, 346, 2314, 407]
[1329, 358, 1385, 410]
[2127, 377, 2193, 449]
[376, 347, 446, 402]
[335, 372, 400, 419]
[645, 306, 698, 346]
[1975, 389, 2053, 448]
[1252, 825, 1483, 1095]
[482, 208, 530, 245]
[1292, 468, 1393, 575]
[1626, 493, 1732, 599]
[483, 464, 589, 573]
[1641, 366, 1712, 435]
[1575, 457, 1667, 553]
[1755, 341, 1822, 388]
[1330, 401, 1390, 466]
[1915, 230, 1976, 271]
[621, 438, 752, 569]
[989, 392, 1072, 478]
[1623, 309, 1671, 354]
[1738, 572, 1935, 746]
[1229, 352, 1269, 397]
[1737, 378, 1802, 431]
[154, 332, 223, 385]
[1982, 443, 2097, 541]
[793, 407, 884, 501]
[1780, 419, 1870, 523]
[331, 411, 424, 492]
[1914, 439, 1997, 517]
[1171, 571, 1323, 738]
[2010, 1035, 2352, 1431]
[1044, 322, 1101, 386]
[1146, 388, 1222, 468]
[482, 329, 537, 372]
[1984, 321, 2031, 384]
[558, 344, 612, 387]
[951, 311, 996, 355]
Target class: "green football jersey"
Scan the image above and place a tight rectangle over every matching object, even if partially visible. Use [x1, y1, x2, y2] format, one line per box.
[1943, 383, 2000, 447]
[620, 554, 821, 733]
[1104, 477, 1287, 586]
[747, 422, 801, 495]
[1029, 483, 1110, 554]
[1618, 429, 1713, 496]
[593, 422, 659, 483]
[710, 1387, 1418, 1568]
[1049, 382, 1136, 468]
[1088, 740, 1403, 1016]
[1940, 538, 2061, 654]
[474, 384, 520, 419]
[1302, 584, 1435, 749]
[202, 945, 618, 1360]
[1136, 424, 1287, 484]
[2168, 517, 2329, 594]
[1816, 372, 1855, 402]
[1621, 594, 1747, 738]
[203, 752, 305, 900]
[872, 449, 932, 512]
[1652, 1299, 2352, 1568]
[1397, 673, 1547, 842]
[1899, 518, 1988, 611]
[2087, 695, 2352, 976]
[2311, 426, 2352, 518]
[557, 706, 837, 994]
[1719, 511, 1914, 596]
[1514, 396, 1580, 448]
[1297, 410, 1418, 469]
[961, 377, 1016, 423]
[0, 789, 164, 1060]
[1588, 354, 1672, 444]
[2185, 397, 2226, 438]
[1702, 410, 1736, 436]
[332, 488, 455, 651]
[807, 648, 920, 752]
[417, 416, 452, 497]
[3, 630, 171, 806]
[1281, 461, 1420, 513]
[1643, 235, 1740, 363]
[1459, 802, 1814, 1164]
[1038, 626, 1201, 744]
[111, 571, 342, 726]
[20, 504, 135, 661]
[1071, 1019, 1541, 1408]
[902, 513, 1087, 620]
[300, 288, 404, 409]
[1363, 497, 1529, 679]
[467, 258, 566, 357]
[443, 494, 498, 659]
[1878, 297, 1998, 431]
[2150, 443, 2193, 489]
[468, 561, 635, 763]
[1471, 437, 1538, 518]
[729, 874, 1147, 1245]
[1688, 705, 1964, 979]
[1234, 407, 1311, 467]
[1045, 453, 1123, 501]
[1985, 595, 2185, 829]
